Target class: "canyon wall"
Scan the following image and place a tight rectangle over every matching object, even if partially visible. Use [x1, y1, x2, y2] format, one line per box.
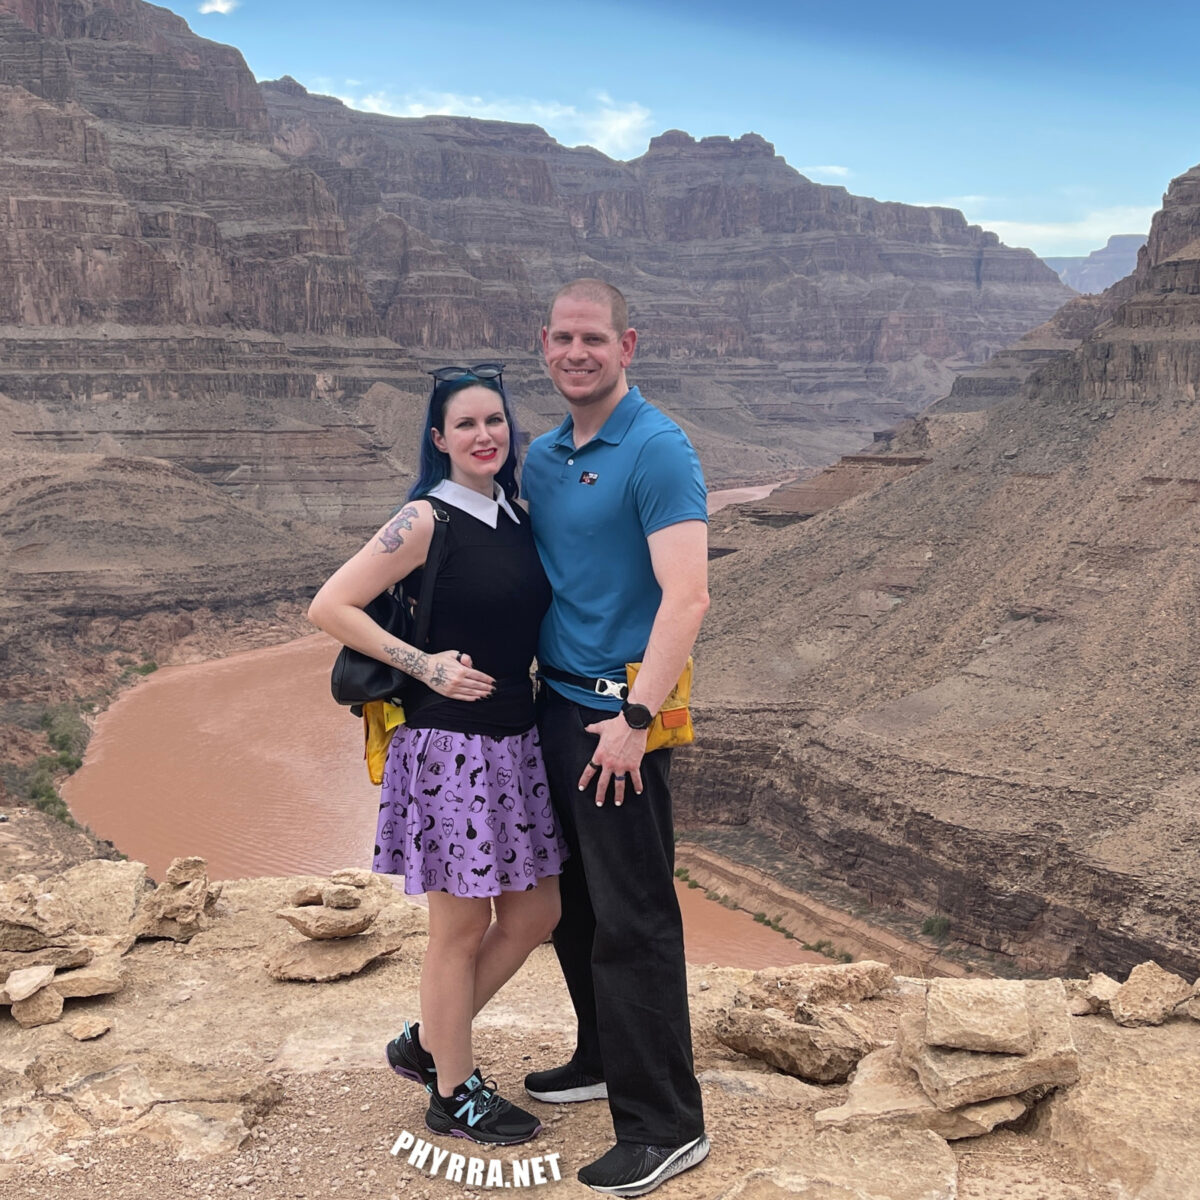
[682, 162, 1200, 977]
[0, 0, 1072, 554]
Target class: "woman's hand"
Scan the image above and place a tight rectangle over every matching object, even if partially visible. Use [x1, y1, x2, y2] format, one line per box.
[420, 650, 495, 700]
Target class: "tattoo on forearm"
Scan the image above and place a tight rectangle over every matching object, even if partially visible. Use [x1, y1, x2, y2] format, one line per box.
[374, 505, 420, 554]
[384, 644, 427, 678]
[430, 663, 448, 687]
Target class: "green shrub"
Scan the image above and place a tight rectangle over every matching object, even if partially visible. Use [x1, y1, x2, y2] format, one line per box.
[686, 879, 701, 889]
[921, 915, 951, 942]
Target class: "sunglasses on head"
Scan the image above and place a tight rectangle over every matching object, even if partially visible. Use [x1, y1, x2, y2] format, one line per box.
[427, 362, 505, 383]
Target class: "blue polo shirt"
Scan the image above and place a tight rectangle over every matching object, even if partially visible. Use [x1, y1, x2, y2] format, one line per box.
[523, 386, 708, 709]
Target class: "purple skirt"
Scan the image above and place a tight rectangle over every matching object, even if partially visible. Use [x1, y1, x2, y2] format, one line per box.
[373, 723, 567, 898]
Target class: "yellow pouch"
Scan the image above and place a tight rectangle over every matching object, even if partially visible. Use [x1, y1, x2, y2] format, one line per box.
[363, 700, 406, 785]
[625, 657, 694, 753]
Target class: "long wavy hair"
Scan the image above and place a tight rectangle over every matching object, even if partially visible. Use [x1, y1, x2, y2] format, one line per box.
[407, 373, 522, 502]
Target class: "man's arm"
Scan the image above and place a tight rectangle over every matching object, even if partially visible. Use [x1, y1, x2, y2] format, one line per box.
[582, 519, 709, 805]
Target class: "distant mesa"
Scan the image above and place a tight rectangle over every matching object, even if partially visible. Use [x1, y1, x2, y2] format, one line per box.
[1043, 233, 1147, 294]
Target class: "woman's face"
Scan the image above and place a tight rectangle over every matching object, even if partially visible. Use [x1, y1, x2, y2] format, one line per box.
[431, 384, 511, 494]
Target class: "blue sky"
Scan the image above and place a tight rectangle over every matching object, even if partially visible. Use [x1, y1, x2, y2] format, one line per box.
[169, 0, 1200, 256]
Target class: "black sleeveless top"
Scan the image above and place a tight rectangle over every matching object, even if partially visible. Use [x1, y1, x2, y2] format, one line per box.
[404, 498, 551, 736]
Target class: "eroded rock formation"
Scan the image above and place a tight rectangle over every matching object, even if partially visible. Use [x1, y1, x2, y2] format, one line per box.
[684, 159, 1200, 979]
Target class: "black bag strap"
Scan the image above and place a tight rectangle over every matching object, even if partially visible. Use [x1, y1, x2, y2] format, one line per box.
[409, 499, 450, 652]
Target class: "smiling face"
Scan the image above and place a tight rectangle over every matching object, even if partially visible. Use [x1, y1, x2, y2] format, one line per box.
[430, 384, 511, 495]
[541, 295, 637, 415]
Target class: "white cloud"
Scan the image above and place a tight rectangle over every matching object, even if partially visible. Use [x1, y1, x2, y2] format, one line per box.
[198, 0, 238, 12]
[799, 164, 850, 179]
[332, 87, 654, 159]
[966, 205, 1157, 256]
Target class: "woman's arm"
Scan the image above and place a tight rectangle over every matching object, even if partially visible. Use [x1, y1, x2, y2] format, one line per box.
[308, 500, 495, 699]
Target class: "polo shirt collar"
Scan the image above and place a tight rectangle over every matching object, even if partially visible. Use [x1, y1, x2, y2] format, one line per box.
[426, 478, 519, 527]
[548, 386, 645, 451]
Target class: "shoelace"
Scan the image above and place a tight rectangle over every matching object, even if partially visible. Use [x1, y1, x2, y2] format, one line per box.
[463, 1078, 509, 1117]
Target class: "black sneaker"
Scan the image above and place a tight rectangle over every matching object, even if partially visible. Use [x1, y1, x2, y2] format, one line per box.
[524, 1061, 608, 1103]
[385, 1020, 437, 1090]
[425, 1071, 543, 1146]
[577, 1135, 710, 1197]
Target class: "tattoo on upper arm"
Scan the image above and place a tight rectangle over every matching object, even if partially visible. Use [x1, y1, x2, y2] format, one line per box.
[384, 644, 427, 678]
[374, 505, 421, 554]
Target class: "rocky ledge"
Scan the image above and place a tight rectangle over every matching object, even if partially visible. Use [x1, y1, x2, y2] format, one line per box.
[1, 854, 1197, 1199]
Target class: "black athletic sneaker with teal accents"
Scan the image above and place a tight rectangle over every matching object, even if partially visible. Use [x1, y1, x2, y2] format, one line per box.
[425, 1071, 542, 1146]
[385, 1020, 437, 1090]
[577, 1135, 710, 1196]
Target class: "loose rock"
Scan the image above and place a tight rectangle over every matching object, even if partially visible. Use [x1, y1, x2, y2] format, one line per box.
[266, 928, 405, 982]
[11, 985, 64, 1027]
[715, 1004, 875, 1083]
[1110, 960, 1191, 1027]
[815, 1043, 1026, 1139]
[898, 980, 1078, 1110]
[924, 977, 1033, 1054]
[274, 904, 378, 940]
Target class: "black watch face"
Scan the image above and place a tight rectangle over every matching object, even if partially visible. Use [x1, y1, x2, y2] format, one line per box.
[623, 703, 653, 729]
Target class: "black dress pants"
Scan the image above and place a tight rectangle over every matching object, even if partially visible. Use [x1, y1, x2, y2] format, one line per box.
[536, 686, 705, 1146]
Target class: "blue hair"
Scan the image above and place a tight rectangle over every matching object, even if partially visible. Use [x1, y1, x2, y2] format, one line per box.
[407, 374, 522, 502]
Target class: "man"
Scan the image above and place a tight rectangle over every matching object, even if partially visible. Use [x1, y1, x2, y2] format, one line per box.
[521, 279, 710, 1196]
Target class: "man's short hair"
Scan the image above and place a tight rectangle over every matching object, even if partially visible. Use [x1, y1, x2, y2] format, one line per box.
[545, 278, 629, 335]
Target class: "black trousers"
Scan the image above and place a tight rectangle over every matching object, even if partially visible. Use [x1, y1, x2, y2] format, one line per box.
[536, 686, 705, 1146]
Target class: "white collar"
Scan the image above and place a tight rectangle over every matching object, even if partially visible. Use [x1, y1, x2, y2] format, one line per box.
[426, 478, 519, 528]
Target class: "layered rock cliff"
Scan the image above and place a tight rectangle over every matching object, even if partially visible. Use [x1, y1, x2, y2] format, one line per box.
[0, 0, 1073, 550]
[263, 79, 1072, 459]
[683, 161, 1200, 979]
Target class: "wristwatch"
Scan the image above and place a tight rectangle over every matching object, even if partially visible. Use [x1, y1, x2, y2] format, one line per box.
[621, 700, 653, 730]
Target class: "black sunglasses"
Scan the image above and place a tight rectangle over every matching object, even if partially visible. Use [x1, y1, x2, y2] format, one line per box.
[427, 362, 505, 383]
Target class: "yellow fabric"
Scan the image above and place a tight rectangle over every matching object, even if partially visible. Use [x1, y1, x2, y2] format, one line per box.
[625, 657, 694, 752]
[363, 700, 406, 785]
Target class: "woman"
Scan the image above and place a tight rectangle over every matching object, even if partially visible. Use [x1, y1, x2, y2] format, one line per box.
[308, 363, 564, 1146]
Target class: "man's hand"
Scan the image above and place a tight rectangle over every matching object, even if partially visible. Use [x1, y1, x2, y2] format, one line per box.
[577, 715, 648, 806]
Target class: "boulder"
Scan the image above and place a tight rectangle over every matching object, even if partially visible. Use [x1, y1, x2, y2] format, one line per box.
[0, 874, 81, 953]
[265, 927, 406, 982]
[734, 961, 895, 1013]
[165, 857, 208, 885]
[0, 942, 92, 982]
[715, 1005, 875, 1083]
[55, 859, 149, 938]
[898, 979, 1078, 1110]
[1110, 961, 1192, 1027]
[1186, 979, 1200, 1023]
[924, 978, 1033, 1054]
[814, 1043, 1026, 1140]
[52, 954, 124, 999]
[274, 903, 378, 940]
[1064, 972, 1120, 1017]
[11, 985, 63, 1028]
[716, 1127, 957, 1200]
[320, 885, 362, 910]
[135, 858, 215, 942]
[1035, 1016, 1200, 1200]
[2, 963, 56, 1003]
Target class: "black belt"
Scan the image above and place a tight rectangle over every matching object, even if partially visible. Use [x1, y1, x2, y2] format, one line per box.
[538, 663, 628, 701]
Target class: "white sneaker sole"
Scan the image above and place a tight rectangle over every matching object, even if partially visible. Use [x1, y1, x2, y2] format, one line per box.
[585, 1134, 710, 1197]
[525, 1080, 609, 1103]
